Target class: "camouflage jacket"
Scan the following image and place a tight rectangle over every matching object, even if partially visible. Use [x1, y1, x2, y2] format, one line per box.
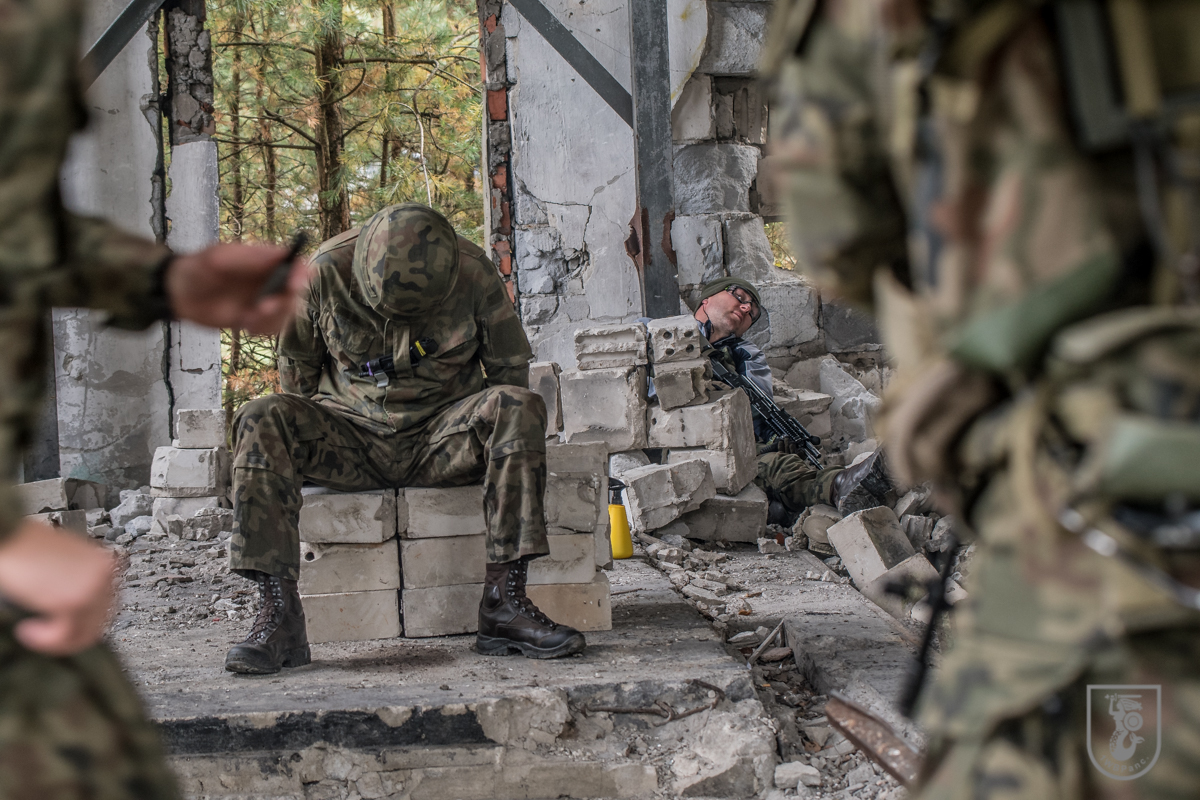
[0, 0, 174, 540]
[278, 229, 531, 435]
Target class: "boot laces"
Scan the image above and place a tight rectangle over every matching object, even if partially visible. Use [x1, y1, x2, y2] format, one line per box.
[246, 575, 284, 642]
[506, 561, 555, 628]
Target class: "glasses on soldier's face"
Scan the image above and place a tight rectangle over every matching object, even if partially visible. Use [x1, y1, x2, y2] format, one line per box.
[726, 287, 761, 324]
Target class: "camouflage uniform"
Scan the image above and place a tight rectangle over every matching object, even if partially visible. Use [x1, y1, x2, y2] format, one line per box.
[230, 205, 548, 581]
[0, 0, 181, 796]
[766, 0, 1200, 796]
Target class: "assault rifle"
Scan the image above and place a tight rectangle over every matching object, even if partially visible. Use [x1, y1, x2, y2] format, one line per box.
[706, 355, 823, 469]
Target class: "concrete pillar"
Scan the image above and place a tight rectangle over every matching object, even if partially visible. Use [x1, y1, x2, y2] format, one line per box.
[56, 0, 168, 495]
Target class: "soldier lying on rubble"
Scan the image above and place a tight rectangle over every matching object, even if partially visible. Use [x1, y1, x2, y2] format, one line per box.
[224, 203, 586, 674]
[692, 278, 895, 525]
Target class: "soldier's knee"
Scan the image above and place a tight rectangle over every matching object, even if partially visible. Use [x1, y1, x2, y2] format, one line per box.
[232, 394, 298, 444]
[487, 385, 547, 422]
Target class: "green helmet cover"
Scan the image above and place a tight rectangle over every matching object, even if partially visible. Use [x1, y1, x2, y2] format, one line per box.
[352, 204, 459, 319]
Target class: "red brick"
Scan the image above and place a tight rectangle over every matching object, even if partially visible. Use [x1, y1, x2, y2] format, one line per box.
[498, 255, 512, 276]
[485, 14, 497, 33]
[491, 165, 507, 190]
[487, 89, 507, 121]
[499, 201, 511, 235]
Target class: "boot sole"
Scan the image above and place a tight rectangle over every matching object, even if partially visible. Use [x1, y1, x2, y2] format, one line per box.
[225, 645, 312, 675]
[475, 633, 586, 659]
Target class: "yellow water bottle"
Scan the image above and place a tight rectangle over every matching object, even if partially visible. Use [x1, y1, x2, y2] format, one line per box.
[608, 478, 633, 559]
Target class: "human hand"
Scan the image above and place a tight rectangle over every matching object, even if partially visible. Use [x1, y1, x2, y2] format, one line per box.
[776, 437, 803, 456]
[166, 242, 308, 334]
[0, 521, 118, 655]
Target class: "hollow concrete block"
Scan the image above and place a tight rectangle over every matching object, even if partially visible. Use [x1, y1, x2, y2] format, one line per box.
[645, 315, 703, 364]
[574, 323, 647, 370]
[652, 359, 711, 411]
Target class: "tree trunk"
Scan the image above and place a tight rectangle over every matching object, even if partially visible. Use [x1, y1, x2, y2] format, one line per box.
[379, 1, 395, 191]
[256, 74, 277, 242]
[314, 0, 349, 239]
[229, 12, 245, 240]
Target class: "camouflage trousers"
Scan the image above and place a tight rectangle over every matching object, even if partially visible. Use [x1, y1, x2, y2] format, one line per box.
[0, 631, 179, 799]
[230, 386, 550, 580]
[755, 452, 841, 512]
[915, 625, 1200, 800]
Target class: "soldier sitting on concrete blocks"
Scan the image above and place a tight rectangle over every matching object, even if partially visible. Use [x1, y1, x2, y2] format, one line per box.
[692, 278, 895, 525]
[224, 204, 586, 674]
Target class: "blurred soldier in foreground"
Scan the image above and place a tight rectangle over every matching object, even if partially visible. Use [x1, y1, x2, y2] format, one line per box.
[0, 1, 306, 796]
[692, 277, 895, 520]
[764, 0, 1200, 796]
[224, 204, 586, 675]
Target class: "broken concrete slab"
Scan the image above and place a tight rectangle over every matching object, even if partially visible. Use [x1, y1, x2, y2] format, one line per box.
[150, 446, 230, 498]
[826, 507, 915, 589]
[621, 459, 717, 533]
[645, 314, 703, 364]
[181, 508, 232, 542]
[699, 0, 769, 76]
[574, 324, 648, 370]
[783, 357, 822, 392]
[16, 477, 106, 514]
[900, 514, 935, 551]
[299, 488, 397, 544]
[546, 471, 604, 533]
[403, 486, 485, 538]
[401, 583, 480, 638]
[671, 214, 724, 287]
[819, 357, 881, 447]
[529, 361, 563, 437]
[722, 215, 774, 284]
[677, 483, 768, 543]
[28, 509, 87, 534]
[893, 486, 933, 518]
[303, 590, 401, 644]
[173, 408, 226, 450]
[546, 441, 608, 477]
[152, 496, 225, 521]
[526, 572, 612, 632]
[647, 389, 753, 450]
[756, 278, 821, 349]
[299, 540, 401, 595]
[111, 490, 154, 529]
[861, 552, 940, 620]
[560, 366, 648, 451]
[652, 359, 711, 411]
[608, 450, 651, 480]
[667, 443, 755, 496]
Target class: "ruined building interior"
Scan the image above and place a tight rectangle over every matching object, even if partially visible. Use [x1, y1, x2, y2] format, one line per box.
[20, 0, 960, 797]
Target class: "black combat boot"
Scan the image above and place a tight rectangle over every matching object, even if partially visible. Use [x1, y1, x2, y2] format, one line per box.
[225, 571, 311, 674]
[767, 499, 800, 528]
[477, 559, 586, 659]
[830, 450, 897, 514]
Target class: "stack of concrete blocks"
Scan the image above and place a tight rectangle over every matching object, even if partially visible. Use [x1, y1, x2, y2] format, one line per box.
[298, 488, 402, 643]
[15, 477, 104, 533]
[400, 447, 613, 637]
[150, 409, 231, 533]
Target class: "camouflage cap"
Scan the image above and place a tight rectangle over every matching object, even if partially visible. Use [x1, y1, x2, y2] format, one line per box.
[700, 277, 763, 307]
[352, 204, 459, 319]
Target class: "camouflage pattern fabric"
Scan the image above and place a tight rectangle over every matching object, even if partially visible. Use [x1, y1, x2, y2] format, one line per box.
[0, 0, 184, 796]
[352, 204, 459, 320]
[765, 1, 1200, 797]
[230, 386, 550, 580]
[755, 451, 840, 514]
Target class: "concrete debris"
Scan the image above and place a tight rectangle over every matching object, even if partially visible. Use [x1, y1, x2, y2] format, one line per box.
[893, 484, 933, 518]
[647, 389, 756, 476]
[929, 516, 956, 553]
[794, 504, 843, 547]
[150, 446, 231, 498]
[678, 483, 768, 544]
[776, 760, 822, 789]
[608, 449, 651, 480]
[111, 488, 154, 529]
[621, 460, 716, 533]
[560, 366, 648, 451]
[528, 361, 563, 437]
[861, 552, 940, 621]
[298, 540, 401, 596]
[901, 513, 936, 551]
[303, 590, 401, 644]
[758, 538, 785, 554]
[652, 358, 712, 411]
[819, 357, 882, 450]
[173, 408, 225, 450]
[825, 507, 915, 590]
[573, 323, 648, 370]
[645, 315, 704, 364]
[28, 509, 86, 534]
[783, 357, 822, 393]
[181, 508, 232, 542]
[16, 477, 106, 514]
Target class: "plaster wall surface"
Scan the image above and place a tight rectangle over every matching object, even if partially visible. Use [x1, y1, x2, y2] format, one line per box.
[56, 2, 167, 492]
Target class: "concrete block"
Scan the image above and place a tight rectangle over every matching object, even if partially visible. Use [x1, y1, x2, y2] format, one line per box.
[173, 408, 226, 449]
[757, 278, 821, 348]
[526, 572, 612, 632]
[901, 514, 936, 551]
[546, 472, 604, 533]
[783, 357, 822, 392]
[27, 509, 86, 534]
[775, 387, 833, 444]
[820, 357, 882, 447]
[822, 302, 880, 352]
[796, 504, 842, 545]
[529, 533, 596, 585]
[826, 507, 915, 589]
[699, 1, 769, 76]
[110, 491, 154, 528]
[666, 441, 755, 495]
[672, 214, 725, 288]
[152, 496, 225, 520]
[677, 483, 768, 543]
[894, 486, 933, 518]
[400, 535, 485, 589]
[150, 446, 230, 498]
[674, 143, 760, 215]
[621, 459, 717, 533]
[722, 216, 773, 284]
[302, 590, 401, 644]
[298, 539, 400, 595]
[573, 324, 647, 370]
[403, 485, 484, 539]
[647, 389, 753, 450]
[546, 441, 608, 477]
[182, 507, 232, 541]
[653, 359, 711, 411]
[529, 361, 563, 437]
[672, 73, 714, 142]
[401, 583, 480, 637]
[299, 487, 397, 544]
[645, 314, 703, 364]
[594, 507, 613, 569]
[608, 450, 650, 480]
[16, 478, 105, 514]
[861, 553, 940, 620]
[560, 366, 648, 451]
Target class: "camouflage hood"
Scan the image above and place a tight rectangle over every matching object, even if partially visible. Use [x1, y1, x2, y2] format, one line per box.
[352, 204, 460, 319]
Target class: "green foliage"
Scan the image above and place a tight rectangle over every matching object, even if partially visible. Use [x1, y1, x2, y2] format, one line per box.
[764, 221, 798, 271]
[210, 0, 483, 412]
